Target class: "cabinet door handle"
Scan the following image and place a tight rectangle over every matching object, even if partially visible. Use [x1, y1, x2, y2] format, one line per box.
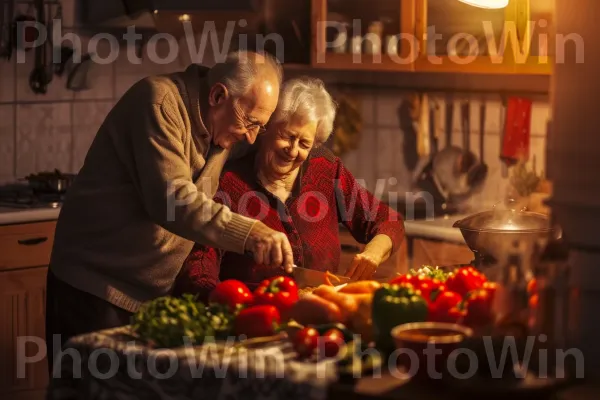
[341, 244, 361, 253]
[18, 237, 48, 246]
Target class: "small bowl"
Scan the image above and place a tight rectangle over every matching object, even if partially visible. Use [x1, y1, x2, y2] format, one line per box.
[390, 322, 473, 380]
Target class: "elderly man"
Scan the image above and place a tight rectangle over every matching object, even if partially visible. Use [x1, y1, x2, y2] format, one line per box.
[45, 51, 293, 372]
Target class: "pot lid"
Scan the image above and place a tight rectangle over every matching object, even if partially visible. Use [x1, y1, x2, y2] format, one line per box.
[453, 209, 552, 232]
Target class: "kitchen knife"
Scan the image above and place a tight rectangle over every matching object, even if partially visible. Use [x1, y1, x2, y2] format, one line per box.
[291, 266, 350, 287]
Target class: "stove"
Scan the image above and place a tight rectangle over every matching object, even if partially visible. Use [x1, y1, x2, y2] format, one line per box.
[0, 183, 65, 209]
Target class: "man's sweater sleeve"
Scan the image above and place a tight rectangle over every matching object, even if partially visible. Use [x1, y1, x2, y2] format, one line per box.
[126, 96, 256, 254]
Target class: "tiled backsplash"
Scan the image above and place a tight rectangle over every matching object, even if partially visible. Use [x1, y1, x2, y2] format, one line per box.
[337, 91, 551, 211]
[0, 40, 550, 211]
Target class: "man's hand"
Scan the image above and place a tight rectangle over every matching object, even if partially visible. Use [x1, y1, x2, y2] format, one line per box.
[245, 221, 294, 272]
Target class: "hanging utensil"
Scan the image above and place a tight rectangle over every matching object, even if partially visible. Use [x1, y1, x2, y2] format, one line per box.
[500, 98, 509, 178]
[0, 0, 6, 58]
[414, 99, 444, 201]
[501, 96, 532, 165]
[29, 0, 51, 94]
[417, 93, 431, 158]
[467, 101, 489, 188]
[66, 52, 94, 91]
[432, 98, 464, 199]
[11, 3, 37, 52]
[459, 100, 478, 174]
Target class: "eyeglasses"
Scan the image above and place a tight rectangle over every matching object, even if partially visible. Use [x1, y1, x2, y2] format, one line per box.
[233, 100, 266, 136]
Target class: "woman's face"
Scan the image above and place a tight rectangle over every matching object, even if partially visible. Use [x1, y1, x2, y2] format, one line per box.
[260, 116, 318, 177]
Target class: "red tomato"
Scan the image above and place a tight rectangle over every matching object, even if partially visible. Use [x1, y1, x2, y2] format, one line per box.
[293, 327, 319, 358]
[319, 329, 345, 358]
[389, 274, 415, 286]
[527, 279, 537, 295]
[233, 305, 281, 338]
[209, 280, 253, 310]
[464, 289, 494, 327]
[445, 267, 485, 297]
[529, 294, 539, 309]
[428, 291, 463, 323]
[482, 281, 498, 302]
[391, 275, 445, 303]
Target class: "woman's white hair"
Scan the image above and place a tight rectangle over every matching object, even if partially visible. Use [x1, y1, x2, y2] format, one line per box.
[206, 51, 283, 97]
[270, 77, 337, 146]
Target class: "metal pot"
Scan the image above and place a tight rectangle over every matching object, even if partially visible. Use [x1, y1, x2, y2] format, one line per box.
[453, 209, 558, 266]
[22, 170, 76, 193]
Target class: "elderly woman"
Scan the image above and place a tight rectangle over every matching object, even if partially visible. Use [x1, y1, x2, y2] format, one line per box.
[172, 77, 404, 299]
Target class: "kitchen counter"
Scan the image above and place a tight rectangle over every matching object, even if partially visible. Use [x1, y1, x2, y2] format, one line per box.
[0, 206, 61, 225]
[0, 207, 469, 245]
[403, 214, 469, 243]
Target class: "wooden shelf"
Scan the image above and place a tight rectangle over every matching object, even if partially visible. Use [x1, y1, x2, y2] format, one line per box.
[312, 52, 414, 72]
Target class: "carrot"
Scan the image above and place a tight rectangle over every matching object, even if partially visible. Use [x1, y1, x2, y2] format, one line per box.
[338, 281, 381, 295]
[313, 286, 359, 323]
[324, 270, 341, 286]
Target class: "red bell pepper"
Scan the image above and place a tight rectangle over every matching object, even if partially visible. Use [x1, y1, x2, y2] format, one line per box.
[482, 281, 498, 301]
[445, 267, 486, 297]
[253, 276, 299, 316]
[233, 305, 281, 338]
[209, 280, 254, 311]
[428, 290, 464, 323]
[464, 289, 494, 327]
[390, 274, 445, 303]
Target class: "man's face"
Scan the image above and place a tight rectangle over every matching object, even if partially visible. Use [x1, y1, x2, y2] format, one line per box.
[208, 77, 279, 150]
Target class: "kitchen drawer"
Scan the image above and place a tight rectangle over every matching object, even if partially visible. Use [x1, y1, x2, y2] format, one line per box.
[0, 221, 56, 271]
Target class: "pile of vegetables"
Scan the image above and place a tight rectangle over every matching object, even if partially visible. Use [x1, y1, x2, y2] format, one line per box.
[131, 264, 499, 369]
[390, 265, 497, 328]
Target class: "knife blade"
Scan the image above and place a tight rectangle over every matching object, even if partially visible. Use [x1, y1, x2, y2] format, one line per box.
[291, 266, 350, 287]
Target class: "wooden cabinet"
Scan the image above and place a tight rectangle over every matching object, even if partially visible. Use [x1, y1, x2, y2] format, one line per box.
[311, 0, 416, 72]
[0, 221, 55, 400]
[307, 0, 554, 75]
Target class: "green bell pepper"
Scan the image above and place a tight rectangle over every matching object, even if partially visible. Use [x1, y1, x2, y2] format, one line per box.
[372, 283, 429, 353]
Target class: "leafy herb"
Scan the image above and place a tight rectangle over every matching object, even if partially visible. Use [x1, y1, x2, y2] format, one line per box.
[409, 265, 450, 282]
[131, 294, 239, 348]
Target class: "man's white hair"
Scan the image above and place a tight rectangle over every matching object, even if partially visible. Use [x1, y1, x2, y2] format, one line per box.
[270, 77, 337, 146]
[206, 51, 283, 97]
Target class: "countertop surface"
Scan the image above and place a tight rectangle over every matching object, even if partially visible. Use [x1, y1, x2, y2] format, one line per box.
[0, 206, 468, 244]
[403, 213, 469, 243]
[0, 206, 61, 225]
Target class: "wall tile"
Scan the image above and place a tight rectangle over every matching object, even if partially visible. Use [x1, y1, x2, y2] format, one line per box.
[16, 103, 72, 176]
[377, 128, 412, 194]
[114, 42, 185, 98]
[375, 92, 403, 127]
[359, 92, 375, 126]
[72, 37, 117, 100]
[0, 105, 15, 178]
[531, 102, 550, 136]
[352, 127, 377, 192]
[0, 58, 15, 103]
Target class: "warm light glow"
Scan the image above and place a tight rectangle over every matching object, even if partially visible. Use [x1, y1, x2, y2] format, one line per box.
[179, 14, 191, 22]
[458, 0, 509, 9]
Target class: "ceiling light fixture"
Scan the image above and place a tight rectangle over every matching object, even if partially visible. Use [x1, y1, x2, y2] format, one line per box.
[458, 0, 509, 9]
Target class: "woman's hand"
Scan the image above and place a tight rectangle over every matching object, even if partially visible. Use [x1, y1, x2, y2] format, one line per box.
[345, 252, 381, 281]
[344, 234, 393, 280]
